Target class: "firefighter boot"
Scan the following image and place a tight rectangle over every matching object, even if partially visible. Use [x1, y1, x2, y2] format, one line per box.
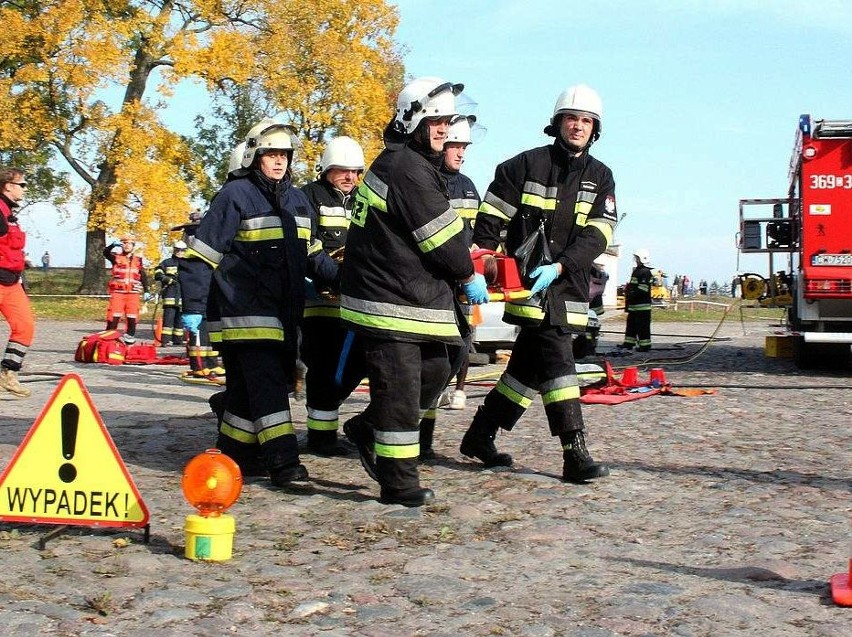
[380, 485, 435, 507]
[419, 420, 436, 461]
[269, 463, 309, 487]
[459, 407, 513, 467]
[0, 368, 31, 398]
[377, 457, 434, 507]
[307, 429, 355, 457]
[343, 414, 378, 482]
[562, 430, 610, 483]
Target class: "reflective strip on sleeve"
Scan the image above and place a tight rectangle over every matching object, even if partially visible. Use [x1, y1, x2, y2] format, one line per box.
[294, 215, 312, 241]
[479, 192, 516, 221]
[413, 207, 465, 253]
[186, 238, 223, 267]
[586, 218, 615, 246]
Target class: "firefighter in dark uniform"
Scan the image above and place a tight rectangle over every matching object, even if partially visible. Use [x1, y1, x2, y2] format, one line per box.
[419, 114, 482, 458]
[153, 240, 186, 346]
[460, 84, 617, 483]
[175, 212, 223, 382]
[341, 77, 489, 507]
[184, 120, 337, 485]
[573, 261, 609, 359]
[178, 145, 249, 383]
[621, 249, 653, 351]
[300, 136, 367, 456]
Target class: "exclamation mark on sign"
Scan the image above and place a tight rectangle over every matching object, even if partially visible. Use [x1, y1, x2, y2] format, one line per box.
[58, 403, 79, 483]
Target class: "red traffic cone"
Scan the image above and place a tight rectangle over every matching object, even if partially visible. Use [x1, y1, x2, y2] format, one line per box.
[830, 518, 852, 606]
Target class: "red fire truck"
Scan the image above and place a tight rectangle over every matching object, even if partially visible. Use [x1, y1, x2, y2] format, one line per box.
[738, 115, 852, 369]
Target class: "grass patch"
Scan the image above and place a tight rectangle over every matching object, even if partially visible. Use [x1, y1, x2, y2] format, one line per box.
[24, 267, 111, 321]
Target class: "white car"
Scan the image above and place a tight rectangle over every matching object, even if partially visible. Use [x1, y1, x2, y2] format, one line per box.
[473, 303, 600, 352]
[472, 302, 519, 350]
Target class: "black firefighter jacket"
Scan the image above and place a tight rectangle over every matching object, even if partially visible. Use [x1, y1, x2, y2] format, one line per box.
[473, 141, 618, 330]
[184, 171, 337, 352]
[340, 138, 475, 345]
[301, 177, 353, 318]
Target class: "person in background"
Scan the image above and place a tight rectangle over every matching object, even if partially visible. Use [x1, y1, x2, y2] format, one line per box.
[573, 261, 609, 359]
[103, 235, 149, 344]
[460, 84, 616, 484]
[41, 251, 50, 272]
[418, 113, 483, 461]
[341, 77, 489, 506]
[300, 136, 366, 456]
[153, 241, 186, 346]
[620, 248, 653, 351]
[0, 167, 35, 398]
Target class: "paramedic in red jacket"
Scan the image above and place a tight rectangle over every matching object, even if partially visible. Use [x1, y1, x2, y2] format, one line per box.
[103, 235, 149, 344]
[0, 167, 34, 398]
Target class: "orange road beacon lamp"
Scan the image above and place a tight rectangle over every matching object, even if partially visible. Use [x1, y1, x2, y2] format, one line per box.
[181, 449, 243, 561]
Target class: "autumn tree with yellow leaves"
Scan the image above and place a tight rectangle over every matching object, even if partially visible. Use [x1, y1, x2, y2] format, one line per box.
[0, 0, 403, 292]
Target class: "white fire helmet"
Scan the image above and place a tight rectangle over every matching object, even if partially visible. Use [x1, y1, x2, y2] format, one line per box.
[241, 118, 301, 168]
[227, 142, 246, 175]
[173, 240, 188, 250]
[394, 77, 463, 135]
[445, 115, 474, 145]
[634, 248, 651, 265]
[318, 136, 365, 174]
[549, 84, 603, 141]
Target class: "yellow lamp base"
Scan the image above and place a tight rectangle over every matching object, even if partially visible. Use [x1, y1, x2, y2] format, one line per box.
[184, 513, 236, 561]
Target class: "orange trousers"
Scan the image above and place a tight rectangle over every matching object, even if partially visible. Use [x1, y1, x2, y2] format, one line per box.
[0, 281, 35, 370]
[106, 291, 141, 321]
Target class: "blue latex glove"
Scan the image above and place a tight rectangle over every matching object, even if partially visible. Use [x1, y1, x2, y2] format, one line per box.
[529, 264, 560, 295]
[461, 273, 489, 305]
[181, 313, 203, 333]
[142, 292, 152, 302]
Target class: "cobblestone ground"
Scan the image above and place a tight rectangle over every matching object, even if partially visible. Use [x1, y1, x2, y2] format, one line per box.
[0, 318, 850, 636]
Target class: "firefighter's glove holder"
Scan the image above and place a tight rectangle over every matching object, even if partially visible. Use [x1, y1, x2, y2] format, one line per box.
[181, 313, 203, 333]
[529, 264, 559, 295]
[461, 273, 490, 305]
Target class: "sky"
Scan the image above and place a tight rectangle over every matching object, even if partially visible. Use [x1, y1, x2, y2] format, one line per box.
[19, 0, 852, 287]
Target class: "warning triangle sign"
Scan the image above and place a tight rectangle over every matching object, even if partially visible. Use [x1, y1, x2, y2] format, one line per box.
[0, 373, 149, 528]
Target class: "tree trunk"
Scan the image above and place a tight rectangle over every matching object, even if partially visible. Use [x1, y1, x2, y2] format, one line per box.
[78, 227, 108, 294]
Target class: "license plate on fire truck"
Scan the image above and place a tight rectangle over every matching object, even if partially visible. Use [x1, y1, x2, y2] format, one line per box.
[811, 253, 852, 266]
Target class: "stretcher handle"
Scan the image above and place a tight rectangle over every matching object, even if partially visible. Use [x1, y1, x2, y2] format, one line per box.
[458, 289, 531, 304]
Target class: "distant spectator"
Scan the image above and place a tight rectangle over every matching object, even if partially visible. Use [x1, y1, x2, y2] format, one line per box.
[41, 251, 50, 271]
[699, 279, 708, 295]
